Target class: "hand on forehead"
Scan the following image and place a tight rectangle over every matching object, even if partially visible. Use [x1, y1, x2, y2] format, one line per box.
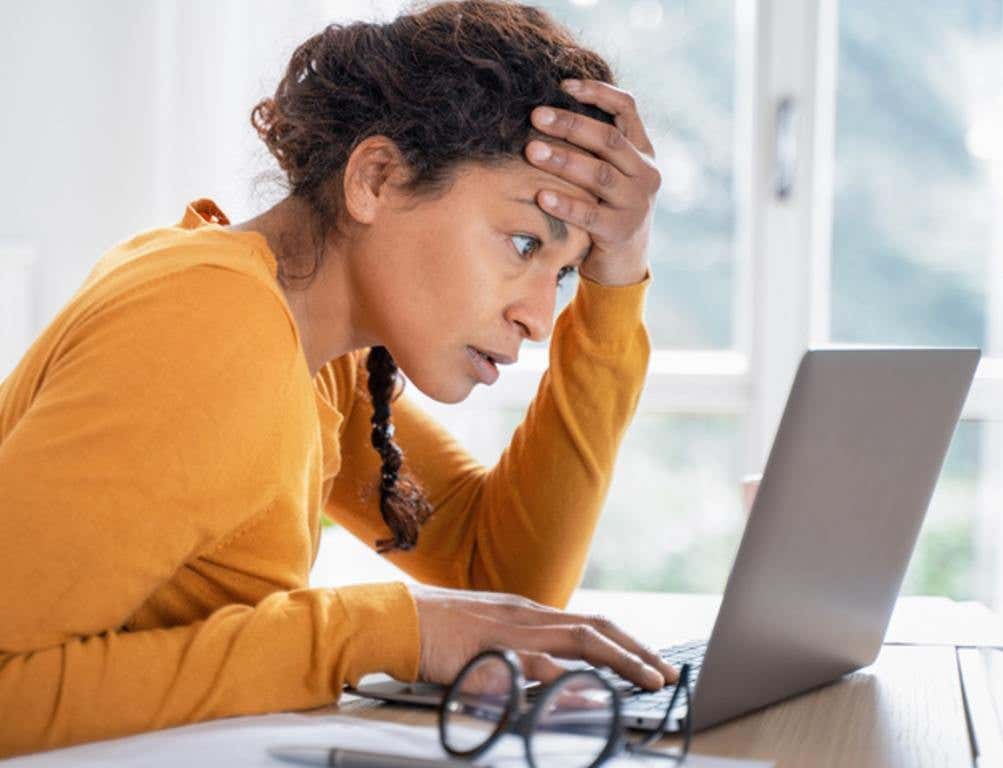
[516, 79, 659, 285]
[525, 129, 602, 209]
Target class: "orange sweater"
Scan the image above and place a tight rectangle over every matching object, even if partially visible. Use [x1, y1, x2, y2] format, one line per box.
[0, 199, 651, 756]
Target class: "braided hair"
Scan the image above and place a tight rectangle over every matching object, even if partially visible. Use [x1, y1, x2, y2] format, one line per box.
[365, 345, 433, 552]
[251, 0, 617, 550]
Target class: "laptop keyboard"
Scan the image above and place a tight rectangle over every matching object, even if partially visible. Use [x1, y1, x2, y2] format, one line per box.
[522, 639, 705, 715]
[598, 639, 706, 713]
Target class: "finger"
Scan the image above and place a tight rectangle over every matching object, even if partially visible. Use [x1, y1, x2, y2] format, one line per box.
[525, 139, 634, 207]
[549, 675, 613, 711]
[472, 601, 674, 688]
[507, 622, 665, 691]
[516, 650, 568, 685]
[578, 616, 679, 685]
[560, 79, 655, 158]
[538, 189, 617, 241]
[531, 105, 651, 179]
[499, 605, 678, 685]
[458, 658, 517, 698]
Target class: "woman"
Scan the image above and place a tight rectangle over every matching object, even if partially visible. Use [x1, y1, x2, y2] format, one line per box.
[0, 0, 671, 756]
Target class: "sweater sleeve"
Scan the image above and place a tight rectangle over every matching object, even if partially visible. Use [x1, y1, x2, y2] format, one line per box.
[0, 265, 420, 756]
[0, 583, 418, 756]
[325, 271, 652, 608]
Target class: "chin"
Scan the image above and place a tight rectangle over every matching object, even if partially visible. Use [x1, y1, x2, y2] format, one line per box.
[410, 376, 474, 405]
[395, 361, 474, 405]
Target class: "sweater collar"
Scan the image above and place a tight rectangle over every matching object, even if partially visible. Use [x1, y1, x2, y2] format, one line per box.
[181, 198, 231, 228]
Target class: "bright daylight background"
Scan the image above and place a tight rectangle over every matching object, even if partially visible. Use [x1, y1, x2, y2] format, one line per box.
[1, 1, 1002, 605]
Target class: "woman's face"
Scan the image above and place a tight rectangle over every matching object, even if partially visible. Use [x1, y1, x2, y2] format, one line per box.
[351, 149, 596, 404]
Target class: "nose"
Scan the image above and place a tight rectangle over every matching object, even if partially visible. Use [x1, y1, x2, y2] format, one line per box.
[505, 274, 558, 342]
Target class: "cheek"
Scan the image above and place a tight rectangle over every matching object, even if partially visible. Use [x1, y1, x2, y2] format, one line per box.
[413, 237, 503, 322]
[372, 248, 479, 352]
[421, 264, 496, 335]
[373, 213, 512, 346]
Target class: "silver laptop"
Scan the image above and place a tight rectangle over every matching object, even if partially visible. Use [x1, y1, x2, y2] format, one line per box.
[352, 347, 980, 733]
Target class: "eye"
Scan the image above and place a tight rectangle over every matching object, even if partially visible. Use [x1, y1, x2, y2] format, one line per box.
[511, 233, 542, 259]
[557, 265, 577, 288]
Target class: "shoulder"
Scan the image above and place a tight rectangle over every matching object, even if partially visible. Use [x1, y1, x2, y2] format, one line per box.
[40, 265, 305, 463]
[149, 263, 298, 350]
[19, 265, 307, 533]
[76, 219, 292, 341]
[64, 262, 300, 374]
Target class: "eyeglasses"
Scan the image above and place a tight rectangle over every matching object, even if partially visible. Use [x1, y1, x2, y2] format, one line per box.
[438, 649, 692, 768]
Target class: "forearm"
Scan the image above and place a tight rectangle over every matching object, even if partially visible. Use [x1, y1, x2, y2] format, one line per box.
[0, 583, 419, 758]
[464, 271, 651, 606]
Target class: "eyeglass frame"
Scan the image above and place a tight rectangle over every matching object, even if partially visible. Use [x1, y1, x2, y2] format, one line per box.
[437, 648, 693, 768]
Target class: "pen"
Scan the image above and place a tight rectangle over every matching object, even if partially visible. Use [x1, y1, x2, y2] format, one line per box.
[268, 745, 485, 768]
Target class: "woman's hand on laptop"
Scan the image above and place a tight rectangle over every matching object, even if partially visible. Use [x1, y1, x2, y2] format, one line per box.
[409, 583, 678, 690]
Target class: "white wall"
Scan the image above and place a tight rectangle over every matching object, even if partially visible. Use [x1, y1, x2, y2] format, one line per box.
[0, 246, 35, 376]
[0, 0, 404, 376]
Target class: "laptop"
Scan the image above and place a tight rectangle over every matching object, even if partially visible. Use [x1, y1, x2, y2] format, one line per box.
[352, 347, 981, 733]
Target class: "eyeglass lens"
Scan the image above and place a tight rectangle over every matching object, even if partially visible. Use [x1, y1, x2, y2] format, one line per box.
[440, 653, 515, 754]
[528, 671, 616, 768]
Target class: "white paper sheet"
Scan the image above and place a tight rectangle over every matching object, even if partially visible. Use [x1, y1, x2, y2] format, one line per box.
[1, 712, 772, 768]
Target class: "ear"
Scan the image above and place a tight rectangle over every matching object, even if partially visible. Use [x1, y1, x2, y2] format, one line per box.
[342, 136, 410, 225]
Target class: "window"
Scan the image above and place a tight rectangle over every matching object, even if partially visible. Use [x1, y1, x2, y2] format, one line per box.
[829, 0, 1003, 606]
[831, 0, 999, 350]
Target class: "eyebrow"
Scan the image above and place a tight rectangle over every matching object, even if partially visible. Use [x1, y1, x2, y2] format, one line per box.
[509, 197, 590, 265]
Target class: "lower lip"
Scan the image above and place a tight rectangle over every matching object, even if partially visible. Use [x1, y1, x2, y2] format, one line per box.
[466, 346, 500, 385]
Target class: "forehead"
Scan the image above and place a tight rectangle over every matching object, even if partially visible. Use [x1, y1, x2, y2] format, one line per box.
[449, 141, 601, 243]
[453, 138, 601, 223]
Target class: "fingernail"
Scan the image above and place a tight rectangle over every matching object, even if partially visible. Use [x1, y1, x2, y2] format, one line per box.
[540, 191, 558, 208]
[535, 107, 556, 126]
[529, 142, 551, 161]
[646, 667, 665, 689]
[562, 79, 581, 93]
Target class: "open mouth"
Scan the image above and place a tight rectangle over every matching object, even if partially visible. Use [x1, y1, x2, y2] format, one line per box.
[472, 347, 496, 364]
[466, 346, 500, 384]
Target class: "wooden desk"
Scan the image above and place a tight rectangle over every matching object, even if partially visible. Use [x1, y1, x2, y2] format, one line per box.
[339, 591, 1001, 768]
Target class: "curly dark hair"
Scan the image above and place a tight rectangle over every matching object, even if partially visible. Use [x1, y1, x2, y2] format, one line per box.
[251, 0, 617, 552]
